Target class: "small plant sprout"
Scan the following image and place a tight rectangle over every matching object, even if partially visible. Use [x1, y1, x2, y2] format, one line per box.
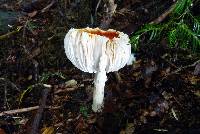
[64, 27, 133, 112]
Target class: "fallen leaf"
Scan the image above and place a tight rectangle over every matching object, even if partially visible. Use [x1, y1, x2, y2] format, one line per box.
[42, 127, 54, 134]
[193, 90, 200, 97]
[162, 91, 172, 100]
[75, 117, 88, 133]
[171, 108, 178, 120]
[27, 75, 33, 80]
[29, 47, 41, 59]
[0, 128, 6, 134]
[190, 76, 200, 85]
[65, 79, 77, 87]
[28, 10, 38, 17]
[124, 123, 135, 134]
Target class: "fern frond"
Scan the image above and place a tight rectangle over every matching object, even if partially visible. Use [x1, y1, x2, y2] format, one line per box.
[130, 34, 141, 51]
[129, 0, 199, 52]
[168, 29, 177, 47]
[172, 0, 192, 16]
[137, 24, 163, 41]
[190, 15, 200, 34]
[177, 23, 200, 50]
[135, 24, 162, 34]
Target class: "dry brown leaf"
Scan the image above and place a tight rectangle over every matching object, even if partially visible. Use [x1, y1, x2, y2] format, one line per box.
[29, 47, 41, 59]
[28, 10, 38, 17]
[75, 117, 88, 133]
[0, 129, 6, 134]
[42, 127, 54, 134]
[190, 76, 200, 85]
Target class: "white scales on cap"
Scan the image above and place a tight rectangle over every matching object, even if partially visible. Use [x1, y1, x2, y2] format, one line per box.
[64, 27, 132, 112]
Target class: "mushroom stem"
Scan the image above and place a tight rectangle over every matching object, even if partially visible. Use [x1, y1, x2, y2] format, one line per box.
[92, 71, 107, 112]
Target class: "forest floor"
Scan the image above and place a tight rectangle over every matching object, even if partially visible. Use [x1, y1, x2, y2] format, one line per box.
[0, 0, 200, 134]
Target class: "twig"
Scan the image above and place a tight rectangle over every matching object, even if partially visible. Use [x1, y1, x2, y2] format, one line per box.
[0, 27, 22, 40]
[54, 87, 78, 94]
[163, 59, 200, 78]
[99, 0, 117, 29]
[122, 1, 175, 35]
[95, 0, 102, 18]
[3, 84, 8, 109]
[150, 2, 176, 24]
[30, 87, 50, 134]
[0, 106, 39, 116]
[41, 0, 56, 13]
[0, 106, 60, 116]
[160, 55, 178, 69]
[155, 59, 200, 87]
[0, 78, 20, 91]
[92, 0, 102, 26]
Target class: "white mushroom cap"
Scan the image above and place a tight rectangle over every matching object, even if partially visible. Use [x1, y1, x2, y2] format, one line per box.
[64, 27, 133, 112]
[64, 27, 131, 73]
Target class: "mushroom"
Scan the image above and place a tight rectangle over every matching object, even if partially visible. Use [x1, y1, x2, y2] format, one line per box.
[64, 27, 132, 112]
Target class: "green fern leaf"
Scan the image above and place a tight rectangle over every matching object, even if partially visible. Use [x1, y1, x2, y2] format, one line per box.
[135, 24, 162, 34]
[177, 23, 200, 50]
[173, 0, 192, 16]
[191, 16, 200, 34]
[136, 24, 163, 41]
[130, 35, 141, 51]
[168, 29, 177, 47]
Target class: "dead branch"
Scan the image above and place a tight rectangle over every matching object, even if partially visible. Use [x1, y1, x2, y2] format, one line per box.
[30, 87, 50, 134]
[150, 2, 176, 24]
[0, 106, 39, 116]
[99, 0, 117, 29]
[154, 59, 200, 87]
[167, 60, 200, 75]
[0, 78, 20, 91]
[95, 0, 102, 18]
[162, 59, 200, 79]
[0, 106, 60, 116]
[41, 0, 56, 13]
[0, 27, 22, 40]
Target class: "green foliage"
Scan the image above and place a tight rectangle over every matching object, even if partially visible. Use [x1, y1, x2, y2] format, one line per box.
[39, 71, 66, 83]
[27, 20, 39, 32]
[80, 105, 88, 118]
[130, 34, 141, 51]
[19, 71, 66, 104]
[172, 0, 192, 16]
[168, 29, 177, 47]
[130, 0, 200, 52]
[19, 85, 34, 104]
